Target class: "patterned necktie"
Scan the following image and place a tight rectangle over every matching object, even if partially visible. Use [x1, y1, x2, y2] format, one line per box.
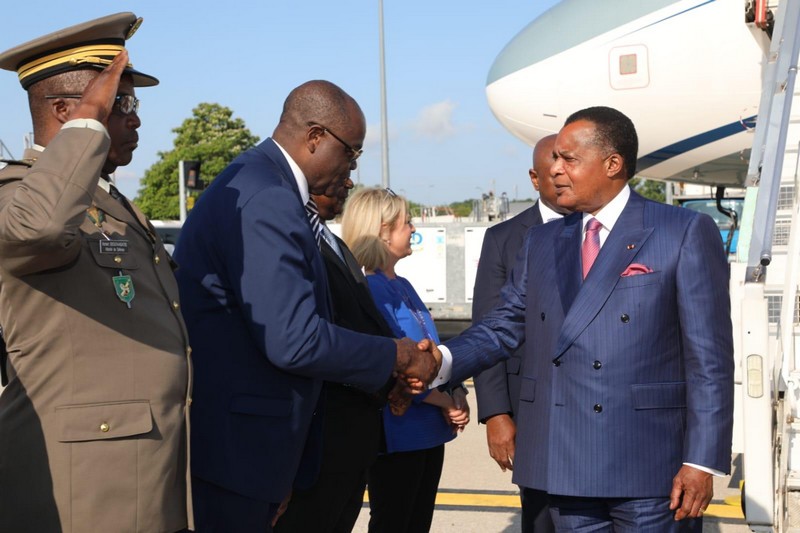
[582, 218, 602, 279]
[305, 198, 322, 249]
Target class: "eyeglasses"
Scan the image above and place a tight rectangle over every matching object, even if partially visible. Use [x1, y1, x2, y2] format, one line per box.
[44, 94, 140, 115]
[308, 122, 363, 161]
[384, 187, 397, 198]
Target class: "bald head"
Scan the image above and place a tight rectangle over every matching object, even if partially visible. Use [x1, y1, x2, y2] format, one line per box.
[273, 80, 366, 197]
[530, 134, 568, 215]
[274, 80, 363, 138]
[532, 134, 556, 176]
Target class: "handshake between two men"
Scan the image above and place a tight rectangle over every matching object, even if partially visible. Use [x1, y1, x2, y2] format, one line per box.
[389, 338, 444, 414]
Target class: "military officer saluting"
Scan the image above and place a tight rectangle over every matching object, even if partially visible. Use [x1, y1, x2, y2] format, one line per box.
[0, 13, 192, 532]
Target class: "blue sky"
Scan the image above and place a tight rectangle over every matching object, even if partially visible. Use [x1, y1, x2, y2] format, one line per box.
[0, 1, 560, 204]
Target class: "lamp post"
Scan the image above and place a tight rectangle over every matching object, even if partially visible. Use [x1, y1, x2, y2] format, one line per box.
[179, 161, 187, 222]
[378, 0, 390, 188]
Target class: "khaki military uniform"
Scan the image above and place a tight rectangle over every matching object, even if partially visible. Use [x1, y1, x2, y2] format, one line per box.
[0, 126, 192, 532]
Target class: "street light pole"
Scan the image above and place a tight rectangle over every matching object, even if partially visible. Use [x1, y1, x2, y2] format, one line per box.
[178, 160, 187, 222]
[378, 0, 390, 188]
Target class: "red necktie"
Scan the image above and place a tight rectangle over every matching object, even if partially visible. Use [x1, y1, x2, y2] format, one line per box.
[582, 218, 602, 279]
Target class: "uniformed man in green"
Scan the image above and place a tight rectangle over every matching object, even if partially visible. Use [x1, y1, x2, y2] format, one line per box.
[0, 13, 192, 532]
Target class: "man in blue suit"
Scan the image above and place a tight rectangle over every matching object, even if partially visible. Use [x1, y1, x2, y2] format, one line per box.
[472, 134, 564, 533]
[174, 80, 439, 532]
[432, 106, 734, 531]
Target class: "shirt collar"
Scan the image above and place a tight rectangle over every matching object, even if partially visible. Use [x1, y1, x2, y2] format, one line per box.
[96, 177, 111, 193]
[538, 200, 565, 223]
[582, 184, 631, 233]
[271, 138, 309, 205]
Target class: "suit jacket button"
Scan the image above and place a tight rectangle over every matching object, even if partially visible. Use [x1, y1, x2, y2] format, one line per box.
[593, 404, 603, 413]
[620, 314, 630, 323]
[99, 422, 110, 432]
[553, 360, 561, 367]
[541, 312, 545, 321]
[593, 360, 602, 369]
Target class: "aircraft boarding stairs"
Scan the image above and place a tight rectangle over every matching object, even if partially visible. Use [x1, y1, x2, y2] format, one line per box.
[736, 0, 800, 530]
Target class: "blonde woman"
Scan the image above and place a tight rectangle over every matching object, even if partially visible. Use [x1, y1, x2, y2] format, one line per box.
[342, 187, 469, 532]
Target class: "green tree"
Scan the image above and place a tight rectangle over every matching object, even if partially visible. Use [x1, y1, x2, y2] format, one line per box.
[630, 177, 666, 203]
[136, 103, 260, 219]
[449, 199, 474, 218]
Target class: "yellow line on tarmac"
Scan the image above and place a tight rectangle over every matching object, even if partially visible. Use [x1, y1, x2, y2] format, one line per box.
[364, 492, 745, 519]
[363, 491, 518, 509]
[705, 502, 744, 519]
[434, 492, 520, 508]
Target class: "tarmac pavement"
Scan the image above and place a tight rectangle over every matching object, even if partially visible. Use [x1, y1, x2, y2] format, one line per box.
[352, 383, 750, 532]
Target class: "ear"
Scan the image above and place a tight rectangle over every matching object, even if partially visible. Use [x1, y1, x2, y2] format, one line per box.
[605, 153, 624, 177]
[49, 98, 73, 125]
[379, 221, 391, 241]
[305, 124, 324, 154]
[530, 168, 540, 191]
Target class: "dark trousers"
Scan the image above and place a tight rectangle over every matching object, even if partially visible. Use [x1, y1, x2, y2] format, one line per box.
[367, 445, 445, 533]
[521, 487, 555, 533]
[274, 467, 367, 533]
[548, 495, 702, 532]
[192, 476, 279, 533]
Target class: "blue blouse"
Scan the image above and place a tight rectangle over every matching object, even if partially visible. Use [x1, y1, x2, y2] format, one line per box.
[367, 270, 456, 453]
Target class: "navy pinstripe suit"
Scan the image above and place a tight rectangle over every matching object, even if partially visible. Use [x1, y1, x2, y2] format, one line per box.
[446, 190, 734, 498]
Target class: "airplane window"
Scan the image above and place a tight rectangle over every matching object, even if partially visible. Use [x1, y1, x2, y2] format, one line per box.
[619, 54, 637, 75]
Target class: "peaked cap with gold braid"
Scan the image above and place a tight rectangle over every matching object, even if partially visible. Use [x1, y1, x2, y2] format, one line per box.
[0, 12, 158, 90]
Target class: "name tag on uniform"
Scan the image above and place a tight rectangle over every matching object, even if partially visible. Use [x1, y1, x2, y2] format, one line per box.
[99, 240, 129, 254]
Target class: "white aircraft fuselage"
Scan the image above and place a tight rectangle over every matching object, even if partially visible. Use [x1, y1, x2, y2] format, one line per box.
[486, 0, 771, 187]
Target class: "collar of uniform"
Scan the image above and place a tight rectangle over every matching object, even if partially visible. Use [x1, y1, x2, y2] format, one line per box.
[271, 138, 309, 205]
[96, 176, 111, 193]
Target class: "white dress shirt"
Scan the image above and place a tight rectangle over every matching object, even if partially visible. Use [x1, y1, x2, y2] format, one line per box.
[272, 139, 309, 205]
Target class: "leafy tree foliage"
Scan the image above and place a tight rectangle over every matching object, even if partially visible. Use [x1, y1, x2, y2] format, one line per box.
[136, 103, 260, 219]
[449, 199, 474, 218]
[630, 177, 666, 203]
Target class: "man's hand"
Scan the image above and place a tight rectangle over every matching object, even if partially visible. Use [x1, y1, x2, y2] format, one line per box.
[669, 465, 713, 520]
[485, 413, 516, 472]
[69, 50, 129, 123]
[271, 490, 292, 527]
[387, 379, 413, 416]
[393, 338, 441, 392]
[446, 387, 470, 433]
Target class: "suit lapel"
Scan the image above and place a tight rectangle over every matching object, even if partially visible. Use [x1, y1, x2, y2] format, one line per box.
[336, 236, 369, 288]
[554, 212, 583, 315]
[257, 139, 328, 283]
[322, 237, 389, 332]
[519, 202, 542, 230]
[257, 138, 301, 201]
[321, 238, 350, 279]
[258, 139, 333, 318]
[553, 193, 654, 359]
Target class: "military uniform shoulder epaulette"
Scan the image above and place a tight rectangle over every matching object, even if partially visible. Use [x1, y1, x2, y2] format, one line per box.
[0, 158, 35, 167]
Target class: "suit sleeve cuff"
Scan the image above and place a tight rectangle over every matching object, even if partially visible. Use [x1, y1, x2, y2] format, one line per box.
[62, 119, 109, 138]
[428, 344, 453, 389]
[683, 462, 725, 477]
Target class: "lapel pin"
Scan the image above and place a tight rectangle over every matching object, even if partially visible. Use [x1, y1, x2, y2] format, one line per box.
[627, 244, 635, 250]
